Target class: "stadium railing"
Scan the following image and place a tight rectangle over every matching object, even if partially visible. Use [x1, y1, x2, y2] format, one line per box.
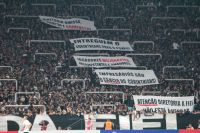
[61, 79, 86, 89]
[14, 92, 40, 103]
[85, 91, 125, 102]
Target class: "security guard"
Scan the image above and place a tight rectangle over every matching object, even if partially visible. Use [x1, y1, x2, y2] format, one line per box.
[104, 119, 113, 130]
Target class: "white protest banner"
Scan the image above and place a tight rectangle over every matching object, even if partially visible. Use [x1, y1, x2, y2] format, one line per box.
[70, 38, 133, 51]
[39, 16, 96, 31]
[73, 56, 136, 68]
[133, 95, 194, 113]
[94, 69, 159, 86]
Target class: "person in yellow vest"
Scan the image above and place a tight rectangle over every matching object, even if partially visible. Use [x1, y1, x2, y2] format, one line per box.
[104, 119, 114, 130]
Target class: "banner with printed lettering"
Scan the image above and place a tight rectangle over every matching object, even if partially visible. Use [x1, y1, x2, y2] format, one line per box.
[73, 56, 136, 68]
[94, 69, 159, 86]
[39, 16, 96, 31]
[70, 38, 133, 51]
[133, 95, 195, 113]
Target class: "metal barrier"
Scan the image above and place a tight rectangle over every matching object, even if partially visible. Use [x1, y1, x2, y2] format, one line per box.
[70, 4, 105, 12]
[5, 104, 46, 112]
[151, 17, 185, 23]
[28, 40, 66, 47]
[0, 66, 13, 72]
[136, 5, 157, 10]
[163, 66, 185, 74]
[164, 29, 186, 35]
[141, 91, 180, 96]
[4, 15, 38, 19]
[73, 53, 110, 56]
[104, 16, 126, 23]
[14, 92, 40, 103]
[165, 79, 195, 87]
[181, 41, 200, 47]
[21, 3, 56, 12]
[125, 53, 162, 60]
[97, 28, 132, 35]
[141, 91, 161, 95]
[133, 41, 155, 49]
[61, 79, 86, 89]
[33, 53, 57, 61]
[91, 104, 116, 112]
[0, 79, 18, 90]
[85, 91, 125, 102]
[167, 5, 199, 12]
[7, 27, 30, 34]
[0, 2, 6, 8]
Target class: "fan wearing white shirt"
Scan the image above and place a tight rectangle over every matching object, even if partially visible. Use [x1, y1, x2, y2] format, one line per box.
[22, 116, 32, 132]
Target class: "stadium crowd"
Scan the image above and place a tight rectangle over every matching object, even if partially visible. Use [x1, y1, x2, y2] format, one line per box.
[0, 0, 200, 116]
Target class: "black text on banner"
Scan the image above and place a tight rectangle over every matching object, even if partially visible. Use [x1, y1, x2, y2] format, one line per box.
[39, 16, 96, 31]
[70, 38, 133, 51]
[94, 69, 159, 86]
[133, 95, 194, 113]
[73, 56, 137, 68]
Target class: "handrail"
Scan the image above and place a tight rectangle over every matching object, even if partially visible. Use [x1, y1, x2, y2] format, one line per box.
[0, 66, 13, 72]
[73, 53, 110, 56]
[133, 41, 155, 49]
[167, 5, 199, 12]
[151, 17, 185, 23]
[164, 29, 186, 35]
[34, 53, 57, 61]
[61, 79, 86, 89]
[181, 41, 200, 47]
[4, 15, 38, 19]
[162, 66, 185, 74]
[85, 91, 125, 102]
[104, 16, 126, 22]
[165, 79, 195, 87]
[70, 4, 105, 12]
[28, 40, 66, 47]
[7, 28, 30, 34]
[196, 17, 200, 21]
[21, 3, 56, 11]
[55, 65, 62, 72]
[136, 5, 157, 11]
[97, 28, 132, 35]
[0, 2, 6, 8]
[141, 91, 161, 95]
[0, 79, 18, 90]
[5, 105, 46, 112]
[125, 53, 162, 60]
[141, 91, 180, 96]
[91, 104, 116, 111]
[14, 92, 40, 103]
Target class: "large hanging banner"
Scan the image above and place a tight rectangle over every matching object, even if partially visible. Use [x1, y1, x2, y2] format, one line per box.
[133, 95, 194, 113]
[69, 38, 133, 51]
[94, 69, 159, 86]
[73, 56, 136, 68]
[39, 16, 96, 31]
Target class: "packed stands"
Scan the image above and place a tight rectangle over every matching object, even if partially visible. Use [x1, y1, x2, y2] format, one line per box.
[0, 0, 200, 119]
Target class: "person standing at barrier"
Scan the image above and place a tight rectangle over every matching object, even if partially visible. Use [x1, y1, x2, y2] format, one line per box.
[85, 118, 93, 130]
[21, 116, 32, 133]
[104, 119, 114, 130]
[186, 124, 194, 130]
